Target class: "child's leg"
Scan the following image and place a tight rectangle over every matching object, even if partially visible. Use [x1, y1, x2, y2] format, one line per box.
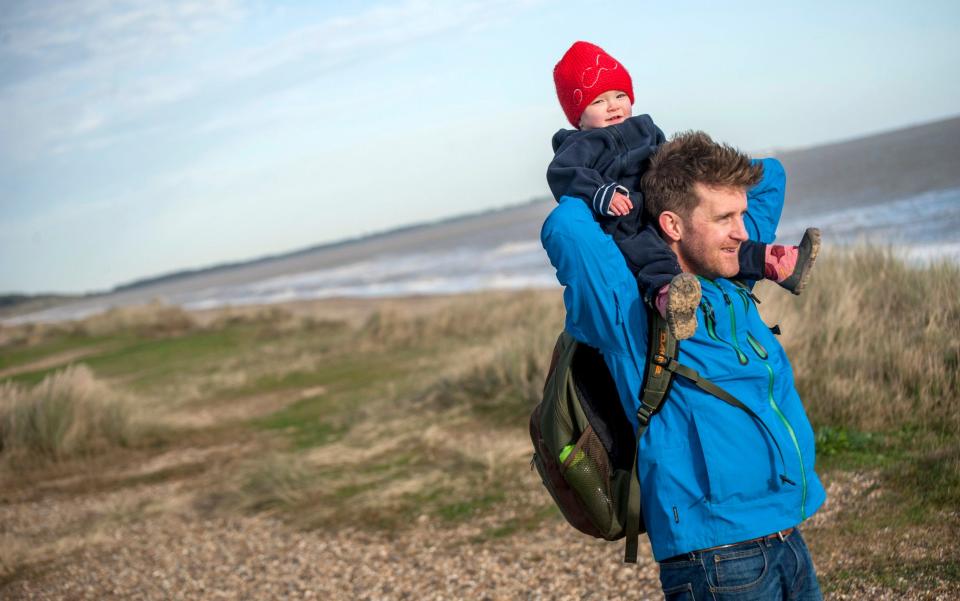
[736, 239, 767, 281]
[655, 273, 701, 340]
[621, 224, 680, 299]
[622, 224, 700, 340]
[736, 228, 821, 294]
[768, 228, 821, 294]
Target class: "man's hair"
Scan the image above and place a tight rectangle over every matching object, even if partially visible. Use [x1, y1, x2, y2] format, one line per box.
[641, 130, 763, 221]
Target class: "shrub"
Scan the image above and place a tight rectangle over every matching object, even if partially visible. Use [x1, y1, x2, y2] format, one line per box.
[0, 364, 134, 461]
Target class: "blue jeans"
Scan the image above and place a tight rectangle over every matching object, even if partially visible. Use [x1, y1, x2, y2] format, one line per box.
[657, 528, 822, 600]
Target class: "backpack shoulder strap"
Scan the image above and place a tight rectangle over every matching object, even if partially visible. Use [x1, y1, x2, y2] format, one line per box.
[638, 309, 679, 424]
[623, 307, 679, 563]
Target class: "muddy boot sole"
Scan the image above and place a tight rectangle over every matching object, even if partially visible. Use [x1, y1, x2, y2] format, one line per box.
[666, 273, 701, 340]
[780, 228, 821, 295]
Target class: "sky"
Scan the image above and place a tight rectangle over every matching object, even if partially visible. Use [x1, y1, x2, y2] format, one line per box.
[2, 0, 959, 294]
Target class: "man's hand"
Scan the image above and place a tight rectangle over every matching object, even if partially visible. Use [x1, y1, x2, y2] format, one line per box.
[608, 191, 634, 216]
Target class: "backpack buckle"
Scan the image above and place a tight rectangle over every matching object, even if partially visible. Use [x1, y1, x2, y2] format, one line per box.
[637, 401, 658, 425]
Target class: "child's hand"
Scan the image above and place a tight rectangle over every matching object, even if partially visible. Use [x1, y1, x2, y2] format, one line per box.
[608, 192, 634, 216]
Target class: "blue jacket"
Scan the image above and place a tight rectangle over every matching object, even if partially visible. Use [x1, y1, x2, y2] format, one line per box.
[540, 158, 825, 561]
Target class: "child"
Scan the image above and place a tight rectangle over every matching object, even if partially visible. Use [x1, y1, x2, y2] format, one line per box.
[547, 41, 820, 339]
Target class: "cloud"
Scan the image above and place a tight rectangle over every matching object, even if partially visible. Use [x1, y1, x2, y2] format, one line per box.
[0, 0, 543, 161]
[0, 0, 243, 159]
[1, 0, 242, 63]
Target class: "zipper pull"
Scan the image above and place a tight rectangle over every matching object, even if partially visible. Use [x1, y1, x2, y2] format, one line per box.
[699, 298, 715, 319]
[780, 474, 796, 486]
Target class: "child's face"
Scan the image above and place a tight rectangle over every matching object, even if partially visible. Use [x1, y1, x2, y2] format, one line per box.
[579, 90, 632, 130]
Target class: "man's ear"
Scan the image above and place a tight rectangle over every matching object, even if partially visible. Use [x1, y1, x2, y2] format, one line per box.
[658, 211, 683, 243]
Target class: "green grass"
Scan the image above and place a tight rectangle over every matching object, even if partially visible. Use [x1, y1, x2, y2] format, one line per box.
[2, 327, 250, 388]
[436, 492, 506, 521]
[251, 349, 434, 449]
[883, 443, 960, 523]
[473, 504, 560, 543]
[812, 424, 960, 527]
[0, 332, 113, 372]
[256, 404, 347, 449]
[814, 426, 897, 471]
[84, 328, 255, 384]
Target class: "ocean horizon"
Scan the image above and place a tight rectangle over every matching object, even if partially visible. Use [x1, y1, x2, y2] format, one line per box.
[6, 187, 959, 325]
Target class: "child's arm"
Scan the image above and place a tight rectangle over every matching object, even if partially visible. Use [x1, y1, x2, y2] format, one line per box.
[547, 132, 633, 218]
[735, 158, 821, 295]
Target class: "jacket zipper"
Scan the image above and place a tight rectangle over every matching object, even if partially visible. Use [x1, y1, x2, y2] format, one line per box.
[762, 360, 808, 520]
[700, 278, 748, 365]
[704, 278, 808, 520]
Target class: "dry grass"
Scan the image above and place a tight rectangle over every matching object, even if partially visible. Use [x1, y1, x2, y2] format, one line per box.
[359, 289, 563, 349]
[756, 248, 960, 434]
[0, 365, 137, 463]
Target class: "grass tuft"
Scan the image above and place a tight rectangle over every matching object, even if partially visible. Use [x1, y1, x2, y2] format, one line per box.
[0, 364, 138, 462]
[429, 339, 551, 426]
[230, 453, 317, 513]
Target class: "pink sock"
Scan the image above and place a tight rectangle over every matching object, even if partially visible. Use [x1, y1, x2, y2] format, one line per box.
[654, 284, 670, 319]
[765, 245, 799, 282]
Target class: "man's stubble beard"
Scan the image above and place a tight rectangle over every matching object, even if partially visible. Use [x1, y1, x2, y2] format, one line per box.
[678, 236, 740, 280]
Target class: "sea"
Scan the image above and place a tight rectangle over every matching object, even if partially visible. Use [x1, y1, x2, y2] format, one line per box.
[6, 187, 960, 325]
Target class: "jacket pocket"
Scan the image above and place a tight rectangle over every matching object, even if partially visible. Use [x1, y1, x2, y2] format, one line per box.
[691, 407, 778, 505]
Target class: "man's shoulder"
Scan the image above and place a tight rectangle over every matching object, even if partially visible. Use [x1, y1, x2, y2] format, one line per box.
[542, 196, 599, 238]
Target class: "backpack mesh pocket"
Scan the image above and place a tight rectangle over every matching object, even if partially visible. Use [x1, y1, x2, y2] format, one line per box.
[561, 424, 614, 533]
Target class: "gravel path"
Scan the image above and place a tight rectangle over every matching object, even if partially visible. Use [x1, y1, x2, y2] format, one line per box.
[2, 461, 955, 600]
[4, 497, 662, 600]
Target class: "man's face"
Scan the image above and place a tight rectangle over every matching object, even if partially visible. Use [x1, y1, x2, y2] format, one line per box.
[579, 89, 631, 130]
[675, 183, 749, 279]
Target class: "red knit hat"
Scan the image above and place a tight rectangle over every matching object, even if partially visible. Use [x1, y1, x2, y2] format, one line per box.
[553, 41, 634, 128]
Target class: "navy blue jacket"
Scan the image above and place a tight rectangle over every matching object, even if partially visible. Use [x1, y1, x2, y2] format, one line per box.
[546, 115, 765, 298]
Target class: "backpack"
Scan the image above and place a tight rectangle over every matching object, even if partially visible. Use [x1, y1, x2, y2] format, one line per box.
[529, 303, 788, 563]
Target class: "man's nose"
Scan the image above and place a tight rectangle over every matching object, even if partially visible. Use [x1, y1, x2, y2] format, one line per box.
[731, 217, 748, 241]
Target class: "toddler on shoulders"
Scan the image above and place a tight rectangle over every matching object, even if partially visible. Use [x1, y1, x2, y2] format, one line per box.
[547, 41, 820, 339]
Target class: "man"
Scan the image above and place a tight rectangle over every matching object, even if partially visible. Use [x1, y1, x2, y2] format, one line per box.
[540, 131, 825, 600]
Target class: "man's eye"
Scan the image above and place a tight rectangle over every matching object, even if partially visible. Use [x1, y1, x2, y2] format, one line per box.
[617, 93, 627, 98]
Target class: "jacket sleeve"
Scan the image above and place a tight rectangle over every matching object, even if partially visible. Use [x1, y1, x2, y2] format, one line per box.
[547, 134, 625, 217]
[744, 158, 786, 244]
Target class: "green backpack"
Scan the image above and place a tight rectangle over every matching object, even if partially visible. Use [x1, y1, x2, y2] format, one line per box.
[529, 305, 785, 563]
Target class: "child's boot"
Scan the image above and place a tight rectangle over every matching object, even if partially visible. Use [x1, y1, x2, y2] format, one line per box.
[766, 228, 821, 295]
[655, 273, 701, 340]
